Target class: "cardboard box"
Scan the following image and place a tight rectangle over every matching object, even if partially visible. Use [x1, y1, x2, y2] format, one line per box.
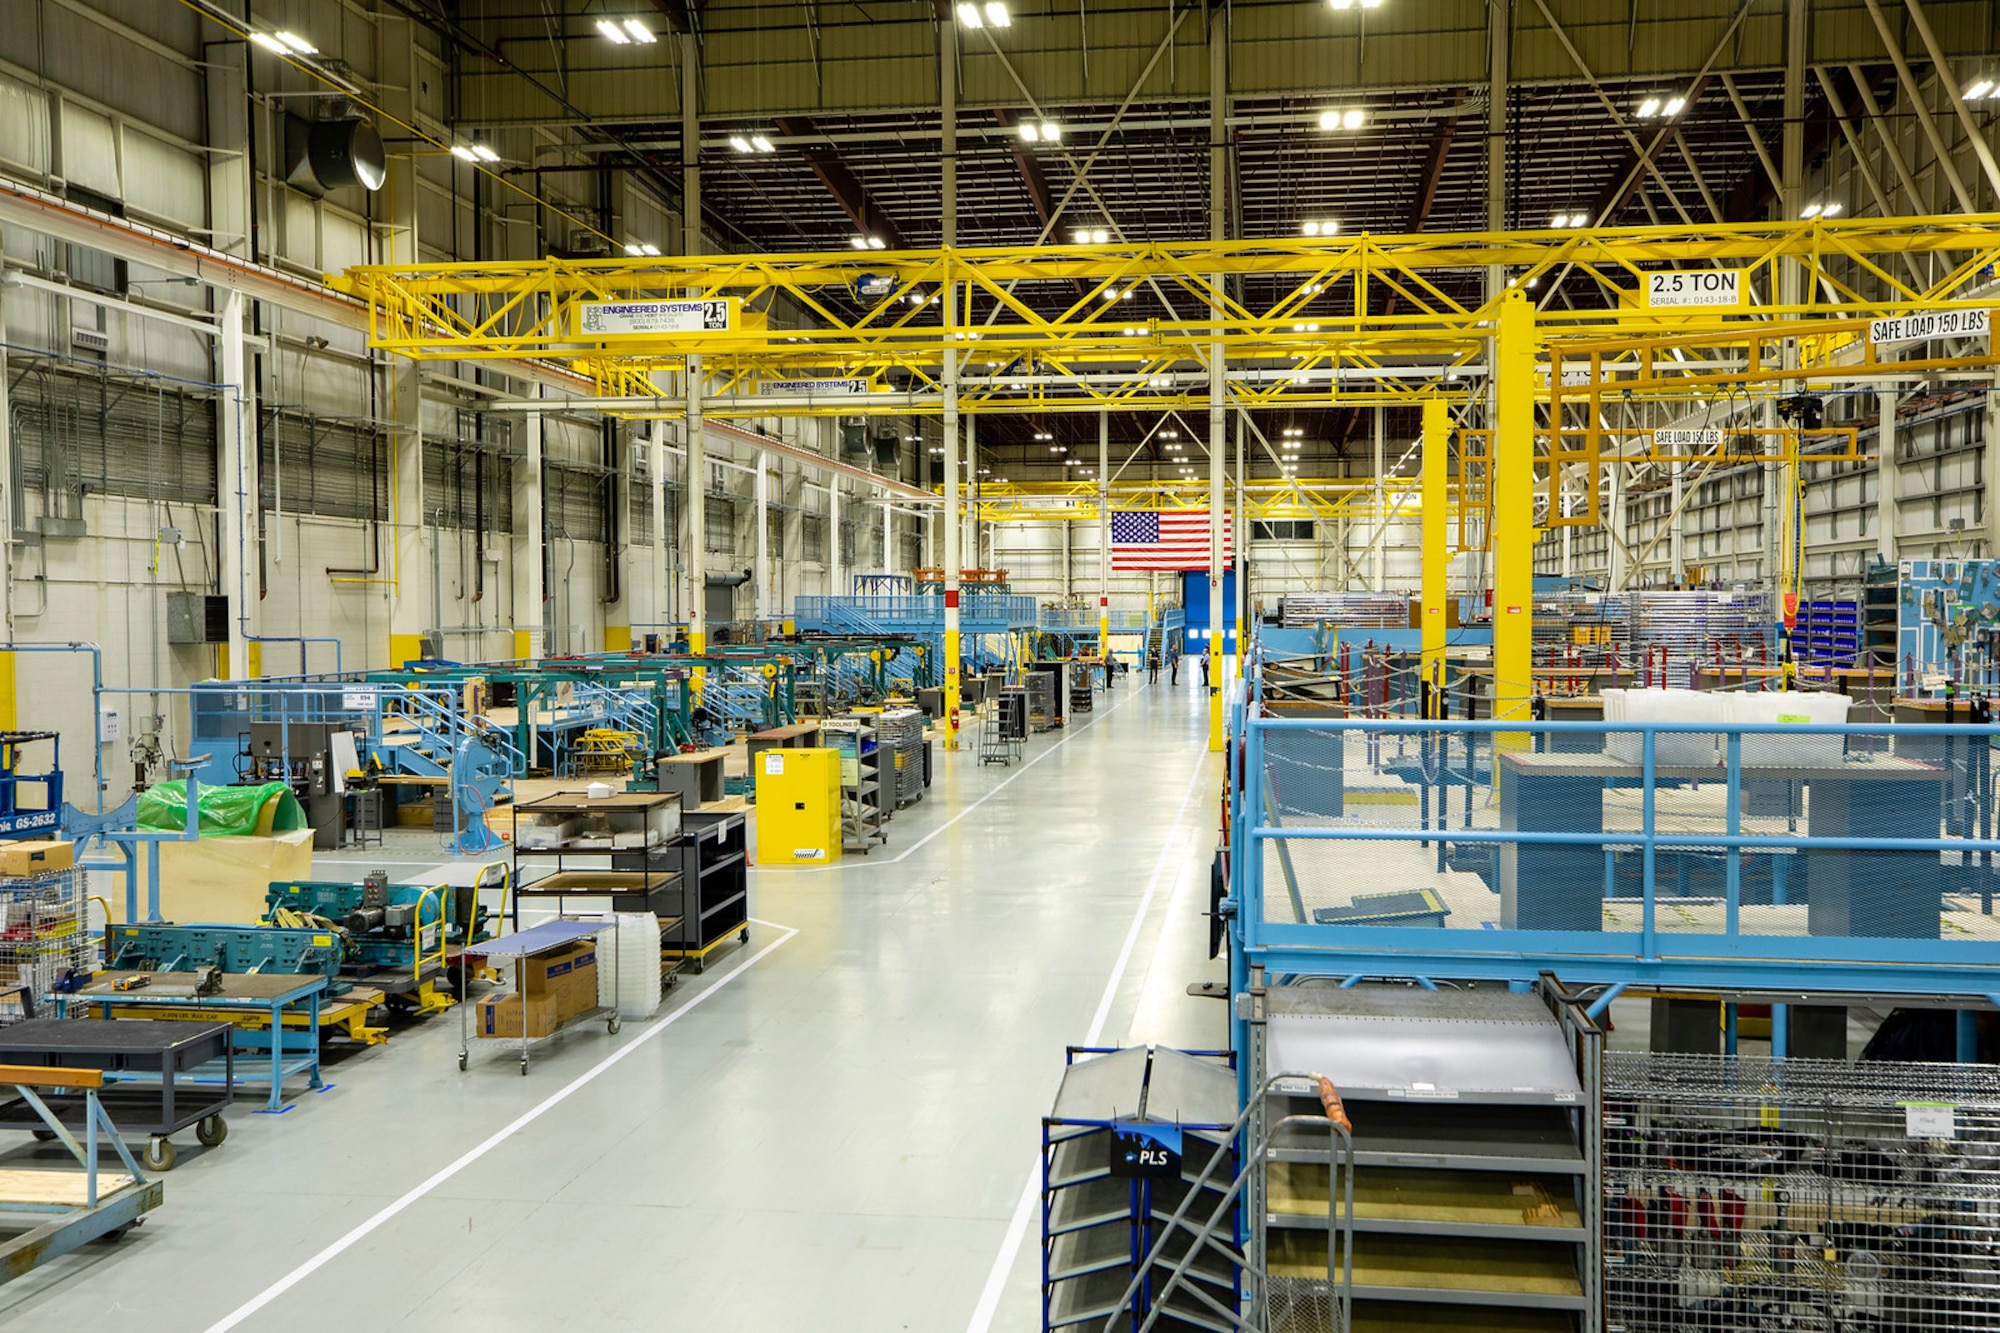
[555, 948, 599, 1018]
[0, 838, 74, 879]
[477, 993, 559, 1039]
[519, 942, 599, 1017]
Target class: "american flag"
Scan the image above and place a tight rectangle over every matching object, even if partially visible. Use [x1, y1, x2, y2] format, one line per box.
[1110, 510, 1233, 570]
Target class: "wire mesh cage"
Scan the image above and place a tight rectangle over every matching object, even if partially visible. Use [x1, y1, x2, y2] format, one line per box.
[0, 868, 92, 1024]
[1603, 1052, 2000, 1332]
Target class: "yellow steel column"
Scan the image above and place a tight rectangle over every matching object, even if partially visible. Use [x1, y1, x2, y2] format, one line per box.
[1097, 410, 1110, 662]
[1420, 397, 1450, 715]
[1493, 290, 1536, 723]
[942, 284, 962, 751]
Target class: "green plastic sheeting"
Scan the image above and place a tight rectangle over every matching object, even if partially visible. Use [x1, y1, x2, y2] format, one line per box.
[136, 780, 308, 836]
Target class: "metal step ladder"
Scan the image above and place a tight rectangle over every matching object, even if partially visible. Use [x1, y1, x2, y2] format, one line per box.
[1095, 1074, 1357, 1333]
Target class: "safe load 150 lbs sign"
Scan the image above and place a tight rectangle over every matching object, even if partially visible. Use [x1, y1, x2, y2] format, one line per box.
[1868, 309, 1990, 347]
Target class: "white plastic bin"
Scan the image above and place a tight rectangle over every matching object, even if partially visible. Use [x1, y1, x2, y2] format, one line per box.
[1607, 688, 1722, 766]
[1729, 691, 1851, 767]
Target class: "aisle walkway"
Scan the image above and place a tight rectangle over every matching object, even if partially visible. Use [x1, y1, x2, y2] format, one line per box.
[0, 677, 1226, 1331]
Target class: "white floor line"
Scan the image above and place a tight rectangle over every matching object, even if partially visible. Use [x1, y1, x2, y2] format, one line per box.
[202, 920, 801, 1333]
[963, 755, 1210, 1333]
[760, 680, 1149, 874]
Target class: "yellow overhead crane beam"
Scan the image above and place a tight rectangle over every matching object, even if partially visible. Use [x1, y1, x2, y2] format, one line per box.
[330, 217, 2000, 417]
[967, 476, 1461, 524]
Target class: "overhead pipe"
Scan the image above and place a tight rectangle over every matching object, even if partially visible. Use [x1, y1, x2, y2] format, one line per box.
[0, 641, 106, 812]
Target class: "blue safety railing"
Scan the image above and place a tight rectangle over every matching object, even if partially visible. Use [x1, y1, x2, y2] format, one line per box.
[1229, 712, 2000, 1019]
[1037, 607, 1151, 632]
[794, 594, 1039, 633]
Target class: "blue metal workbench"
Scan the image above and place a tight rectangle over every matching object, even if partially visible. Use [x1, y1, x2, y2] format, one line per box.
[53, 973, 328, 1113]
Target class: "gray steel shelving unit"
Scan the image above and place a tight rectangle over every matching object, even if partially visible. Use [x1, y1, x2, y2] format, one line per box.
[1249, 979, 1603, 1332]
[822, 716, 888, 853]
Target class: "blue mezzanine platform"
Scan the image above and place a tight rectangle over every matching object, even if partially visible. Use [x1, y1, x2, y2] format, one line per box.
[1227, 713, 2000, 1027]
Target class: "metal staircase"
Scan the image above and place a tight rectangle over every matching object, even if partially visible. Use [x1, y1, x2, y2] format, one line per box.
[382, 688, 526, 779]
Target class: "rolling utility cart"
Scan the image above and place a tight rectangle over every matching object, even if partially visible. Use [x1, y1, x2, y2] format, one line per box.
[648, 810, 750, 974]
[459, 918, 621, 1075]
[511, 791, 687, 928]
[0, 1018, 232, 1171]
[0, 1063, 163, 1287]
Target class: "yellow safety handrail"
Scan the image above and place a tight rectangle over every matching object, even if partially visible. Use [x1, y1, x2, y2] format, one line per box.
[414, 884, 449, 989]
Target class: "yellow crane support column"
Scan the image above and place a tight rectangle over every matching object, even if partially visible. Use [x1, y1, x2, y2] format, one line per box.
[941, 283, 962, 751]
[1207, 352, 1226, 753]
[1420, 396, 1450, 717]
[1493, 289, 1536, 725]
[1097, 411, 1110, 663]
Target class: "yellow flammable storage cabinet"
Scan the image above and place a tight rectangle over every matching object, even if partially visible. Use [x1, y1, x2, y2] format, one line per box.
[755, 746, 842, 865]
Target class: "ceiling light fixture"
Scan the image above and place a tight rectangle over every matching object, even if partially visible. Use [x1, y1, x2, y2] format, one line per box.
[1663, 95, 1686, 116]
[273, 31, 317, 54]
[624, 245, 643, 257]
[471, 144, 500, 162]
[1342, 109, 1366, 130]
[597, 18, 631, 43]
[1040, 122, 1060, 141]
[1302, 220, 1340, 237]
[1022, 123, 1041, 144]
[1964, 78, 1996, 99]
[850, 236, 869, 250]
[623, 18, 656, 43]
[249, 32, 287, 54]
[1636, 97, 1662, 118]
[751, 135, 774, 153]
[640, 243, 660, 256]
[956, 2, 982, 26]
[451, 145, 478, 162]
[730, 136, 753, 153]
[867, 236, 886, 249]
[1801, 203, 1822, 219]
[985, 1, 1012, 25]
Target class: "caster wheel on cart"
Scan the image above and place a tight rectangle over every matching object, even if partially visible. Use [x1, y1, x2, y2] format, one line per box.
[458, 1052, 468, 1071]
[103, 1220, 142, 1242]
[608, 1017, 622, 1034]
[32, 1129, 57, 1142]
[739, 928, 750, 944]
[691, 957, 705, 975]
[519, 1061, 528, 1076]
[195, 1115, 227, 1148]
[145, 1137, 177, 1172]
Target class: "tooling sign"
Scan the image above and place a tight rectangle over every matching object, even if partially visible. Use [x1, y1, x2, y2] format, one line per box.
[578, 299, 735, 337]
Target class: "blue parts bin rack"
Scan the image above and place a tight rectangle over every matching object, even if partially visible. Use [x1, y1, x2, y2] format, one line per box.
[1040, 1045, 1241, 1332]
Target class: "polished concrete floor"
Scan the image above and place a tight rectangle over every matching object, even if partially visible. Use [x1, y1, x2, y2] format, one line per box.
[0, 676, 1225, 1331]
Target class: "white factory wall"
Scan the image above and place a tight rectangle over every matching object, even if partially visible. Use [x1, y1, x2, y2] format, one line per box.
[0, 0, 920, 790]
[989, 512, 1427, 614]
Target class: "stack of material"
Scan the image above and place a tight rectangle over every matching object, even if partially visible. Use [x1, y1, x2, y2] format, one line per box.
[877, 708, 925, 808]
[598, 912, 662, 1019]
